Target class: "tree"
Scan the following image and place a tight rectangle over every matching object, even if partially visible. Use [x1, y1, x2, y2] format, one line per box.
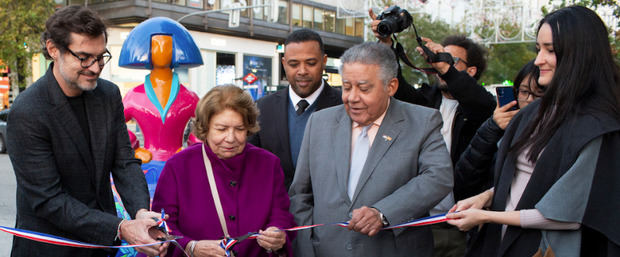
[0, 0, 54, 101]
[481, 43, 537, 85]
[369, 11, 463, 86]
[544, 0, 620, 62]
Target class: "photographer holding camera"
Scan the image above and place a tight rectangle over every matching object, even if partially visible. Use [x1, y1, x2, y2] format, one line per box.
[370, 7, 495, 257]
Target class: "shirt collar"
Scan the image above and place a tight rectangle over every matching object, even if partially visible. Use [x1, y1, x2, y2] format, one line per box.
[288, 80, 325, 108]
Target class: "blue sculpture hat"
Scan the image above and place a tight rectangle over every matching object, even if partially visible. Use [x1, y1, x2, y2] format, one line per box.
[119, 17, 203, 69]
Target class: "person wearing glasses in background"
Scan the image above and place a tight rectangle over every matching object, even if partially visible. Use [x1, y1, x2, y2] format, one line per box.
[7, 6, 167, 257]
[453, 60, 543, 225]
[370, 8, 496, 257]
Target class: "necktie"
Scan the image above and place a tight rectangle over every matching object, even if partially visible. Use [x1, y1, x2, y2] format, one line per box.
[296, 100, 309, 115]
[348, 125, 371, 200]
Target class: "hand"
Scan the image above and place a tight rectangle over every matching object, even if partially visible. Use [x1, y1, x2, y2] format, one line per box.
[192, 240, 227, 257]
[446, 208, 490, 231]
[135, 209, 166, 220]
[449, 189, 493, 213]
[257, 226, 286, 253]
[368, 8, 392, 46]
[135, 147, 152, 163]
[493, 101, 519, 130]
[415, 37, 451, 74]
[120, 218, 166, 256]
[347, 206, 384, 236]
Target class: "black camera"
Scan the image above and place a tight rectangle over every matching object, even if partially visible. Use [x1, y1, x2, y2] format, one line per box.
[376, 6, 413, 38]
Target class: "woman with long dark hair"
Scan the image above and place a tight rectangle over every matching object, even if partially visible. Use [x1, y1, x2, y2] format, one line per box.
[447, 5, 620, 257]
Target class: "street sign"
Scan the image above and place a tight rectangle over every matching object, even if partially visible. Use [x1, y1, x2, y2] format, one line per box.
[229, 2, 242, 28]
[243, 73, 258, 84]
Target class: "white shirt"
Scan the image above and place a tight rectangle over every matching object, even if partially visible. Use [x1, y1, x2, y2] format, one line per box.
[288, 80, 325, 111]
[439, 95, 459, 153]
[430, 95, 459, 215]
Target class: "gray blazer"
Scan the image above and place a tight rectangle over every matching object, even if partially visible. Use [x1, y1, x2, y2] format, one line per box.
[7, 63, 149, 257]
[289, 98, 453, 257]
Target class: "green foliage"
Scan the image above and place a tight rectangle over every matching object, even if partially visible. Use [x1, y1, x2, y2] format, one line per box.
[0, 0, 54, 88]
[369, 12, 462, 86]
[544, 0, 620, 62]
[481, 43, 537, 85]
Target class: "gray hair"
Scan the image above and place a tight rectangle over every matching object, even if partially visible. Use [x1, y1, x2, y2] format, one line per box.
[339, 42, 398, 86]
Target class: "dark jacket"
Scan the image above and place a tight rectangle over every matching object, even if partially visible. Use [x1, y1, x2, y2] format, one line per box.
[7, 63, 149, 257]
[395, 66, 495, 201]
[468, 100, 620, 257]
[248, 82, 342, 189]
[453, 117, 504, 201]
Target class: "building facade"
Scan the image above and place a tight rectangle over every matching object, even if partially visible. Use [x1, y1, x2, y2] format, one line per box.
[49, 0, 364, 98]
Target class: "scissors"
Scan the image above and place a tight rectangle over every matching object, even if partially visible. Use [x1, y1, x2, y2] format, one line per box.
[153, 209, 189, 257]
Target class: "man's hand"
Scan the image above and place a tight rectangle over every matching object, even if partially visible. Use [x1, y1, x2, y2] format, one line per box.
[347, 206, 384, 236]
[368, 8, 392, 46]
[120, 218, 167, 256]
[415, 37, 451, 74]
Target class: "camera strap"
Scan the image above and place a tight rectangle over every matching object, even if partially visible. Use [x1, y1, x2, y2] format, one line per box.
[392, 26, 455, 74]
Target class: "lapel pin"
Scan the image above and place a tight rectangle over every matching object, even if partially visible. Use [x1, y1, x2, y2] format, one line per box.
[382, 135, 392, 141]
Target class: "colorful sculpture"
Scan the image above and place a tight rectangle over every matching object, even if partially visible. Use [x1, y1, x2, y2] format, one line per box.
[119, 17, 203, 198]
[113, 17, 203, 257]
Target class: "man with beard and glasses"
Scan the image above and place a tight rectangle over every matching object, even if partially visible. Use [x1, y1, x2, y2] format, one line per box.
[7, 6, 167, 257]
[248, 28, 342, 190]
[369, 10, 496, 257]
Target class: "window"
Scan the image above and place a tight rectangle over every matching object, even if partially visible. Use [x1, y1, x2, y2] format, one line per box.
[336, 16, 345, 34]
[216, 53, 236, 86]
[292, 3, 301, 27]
[302, 5, 313, 28]
[345, 17, 354, 36]
[313, 8, 323, 30]
[187, 0, 203, 8]
[355, 18, 364, 37]
[277, 0, 288, 24]
[170, 0, 186, 5]
[323, 11, 335, 32]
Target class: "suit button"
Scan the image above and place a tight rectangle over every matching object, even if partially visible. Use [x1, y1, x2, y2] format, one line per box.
[230, 181, 237, 187]
[229, 215, 235, 221]
[346, 242, 352, 250]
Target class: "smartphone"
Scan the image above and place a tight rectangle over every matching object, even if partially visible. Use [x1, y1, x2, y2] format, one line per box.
[495, 86, 518, 110]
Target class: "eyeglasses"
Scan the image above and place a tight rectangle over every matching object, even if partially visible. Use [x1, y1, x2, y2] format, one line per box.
[517, 89, 543, 101]
[65, 48, 112, 68]
[452, 56, 468, 66]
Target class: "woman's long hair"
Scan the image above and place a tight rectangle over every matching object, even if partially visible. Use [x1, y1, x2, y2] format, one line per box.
[514, 6, 620, 162]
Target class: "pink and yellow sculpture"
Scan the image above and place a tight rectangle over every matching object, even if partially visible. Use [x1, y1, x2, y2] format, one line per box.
[119, 17, 203, 198]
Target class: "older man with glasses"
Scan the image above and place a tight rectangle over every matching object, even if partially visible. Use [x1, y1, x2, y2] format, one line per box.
[7, 6, 167, 257]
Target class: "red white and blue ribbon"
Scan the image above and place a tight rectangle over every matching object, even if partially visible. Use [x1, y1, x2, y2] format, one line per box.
[0, 225, 175, 249]
[0, 210, 449, 256]
[218, 213, 450, 256]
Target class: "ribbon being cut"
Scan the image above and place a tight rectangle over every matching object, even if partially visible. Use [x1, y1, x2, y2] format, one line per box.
[0, 209, 449, 257]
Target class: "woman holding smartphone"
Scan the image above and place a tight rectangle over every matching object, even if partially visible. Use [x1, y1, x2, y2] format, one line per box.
[454, 60, 542, 201]
[448, 5, 620, 257]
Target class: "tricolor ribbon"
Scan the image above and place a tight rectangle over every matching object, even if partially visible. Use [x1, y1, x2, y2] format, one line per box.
[0, 210, 449, 256]
[0, 225, 175, 249]
[220, 213, 450, 255]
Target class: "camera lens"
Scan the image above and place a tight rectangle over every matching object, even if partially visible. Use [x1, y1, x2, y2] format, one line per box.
[377, 20, 396, 38]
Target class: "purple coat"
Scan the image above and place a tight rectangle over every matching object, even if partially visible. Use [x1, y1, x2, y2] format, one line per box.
[152, 143, 296, 257]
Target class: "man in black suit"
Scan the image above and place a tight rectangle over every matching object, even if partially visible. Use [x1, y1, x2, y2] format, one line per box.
[7, 6, 166, 257]
[248, 29, 342, 189]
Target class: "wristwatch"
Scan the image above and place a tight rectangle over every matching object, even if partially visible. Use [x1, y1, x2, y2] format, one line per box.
[374, 208, 389, 227]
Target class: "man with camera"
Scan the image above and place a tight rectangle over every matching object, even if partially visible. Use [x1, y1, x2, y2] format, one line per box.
[370, 7, 495, 257]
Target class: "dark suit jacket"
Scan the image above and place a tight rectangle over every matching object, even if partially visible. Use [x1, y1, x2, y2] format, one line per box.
[248, 82, 342, 189]
[7, 63, 150, 257]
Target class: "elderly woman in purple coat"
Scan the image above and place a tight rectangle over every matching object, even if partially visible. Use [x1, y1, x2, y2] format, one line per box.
[152, 85, 296, 257]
